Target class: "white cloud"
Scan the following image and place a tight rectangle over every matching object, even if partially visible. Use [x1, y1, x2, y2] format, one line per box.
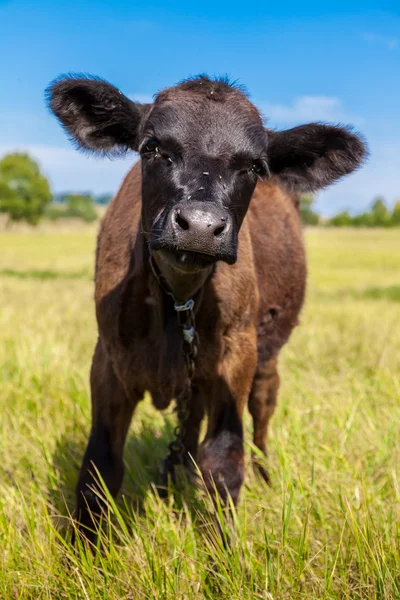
[362, 32, 398, 50]
[259, 96, 362, 126]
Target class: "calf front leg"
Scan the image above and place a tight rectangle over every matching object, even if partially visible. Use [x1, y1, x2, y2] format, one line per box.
[74, 340, 140, 544]
[199, 327, 257, 506]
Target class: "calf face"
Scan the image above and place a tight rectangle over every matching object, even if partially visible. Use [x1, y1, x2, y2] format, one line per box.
[48, 75, 367, 276]
[138, 81, 268, 269]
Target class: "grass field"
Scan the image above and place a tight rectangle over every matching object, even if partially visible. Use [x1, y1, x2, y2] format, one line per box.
[0, 227, 399, 599]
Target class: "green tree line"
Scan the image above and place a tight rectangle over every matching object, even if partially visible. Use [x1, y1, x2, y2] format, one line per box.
[300, 195, 400, 227]
[1, 152, 399, 227]
[328, 198, 400, 227]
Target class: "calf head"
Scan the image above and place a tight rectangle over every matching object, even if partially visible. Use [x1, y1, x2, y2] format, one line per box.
[48, 74, 367, 276]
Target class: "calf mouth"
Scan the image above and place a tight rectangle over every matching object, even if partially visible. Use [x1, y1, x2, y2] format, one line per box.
[158, 248, 219, 272]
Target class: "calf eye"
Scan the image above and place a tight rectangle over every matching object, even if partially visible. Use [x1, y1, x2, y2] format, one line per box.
[144, 138, 159, 153]
[142, 138, 173, 165]
[251, 161, 264, 175]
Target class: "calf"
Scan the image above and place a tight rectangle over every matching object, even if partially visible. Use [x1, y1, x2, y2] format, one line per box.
[48, 74, 366, 541]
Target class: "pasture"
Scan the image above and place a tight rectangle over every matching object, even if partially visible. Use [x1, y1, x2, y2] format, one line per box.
[0, 227, 399, 599]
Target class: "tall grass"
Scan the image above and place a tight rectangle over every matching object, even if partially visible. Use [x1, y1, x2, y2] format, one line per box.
[0, 228, 399, 599]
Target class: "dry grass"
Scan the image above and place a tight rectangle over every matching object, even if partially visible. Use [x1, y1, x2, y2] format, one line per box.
[0, 227, 399, 599]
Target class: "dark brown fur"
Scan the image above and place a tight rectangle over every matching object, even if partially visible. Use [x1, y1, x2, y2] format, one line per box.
[47, 73, 366, 542]
[77, 167, 305, 536]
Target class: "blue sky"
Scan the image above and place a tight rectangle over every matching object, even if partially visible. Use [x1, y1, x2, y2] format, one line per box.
[0, 0, 399, 215]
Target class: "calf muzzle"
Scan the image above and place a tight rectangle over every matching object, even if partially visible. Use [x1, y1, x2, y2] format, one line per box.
[152, 201, 237, 266]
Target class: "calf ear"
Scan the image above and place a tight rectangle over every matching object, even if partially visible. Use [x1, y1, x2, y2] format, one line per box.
[46, 75, 150, 155]
[267, 124, 367, 192]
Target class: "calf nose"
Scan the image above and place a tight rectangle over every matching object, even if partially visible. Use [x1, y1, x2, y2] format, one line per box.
[161, 201, 236, 263]
[173, 204, 229, 243]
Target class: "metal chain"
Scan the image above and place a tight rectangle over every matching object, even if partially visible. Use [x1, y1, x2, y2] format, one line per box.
[148, 254, 199, 494]
[159, 299, 199, 491]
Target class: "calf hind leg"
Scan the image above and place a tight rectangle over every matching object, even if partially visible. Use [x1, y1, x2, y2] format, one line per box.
[74, 341, 139, 544]
[248, 356, 280, 484]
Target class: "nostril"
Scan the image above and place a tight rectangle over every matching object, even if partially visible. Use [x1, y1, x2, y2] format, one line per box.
[175, 211, 189, 231]
[213, 225, 225, 237]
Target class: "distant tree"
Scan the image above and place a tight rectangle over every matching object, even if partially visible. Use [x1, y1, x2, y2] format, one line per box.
[370, 197, 391, 227]
[95, 194, 113, 205]
[44, 203, 66, 221]
[391, 200, 400, 226]
[351, 211, 374, 227]
[53, 192, 69, 204]
[0, 153, 52, 225]
[299, 194, 319, 225]
[329, 211, 352, 227]
[64, 193, 98, 222]
[44, 192, 98, 222]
